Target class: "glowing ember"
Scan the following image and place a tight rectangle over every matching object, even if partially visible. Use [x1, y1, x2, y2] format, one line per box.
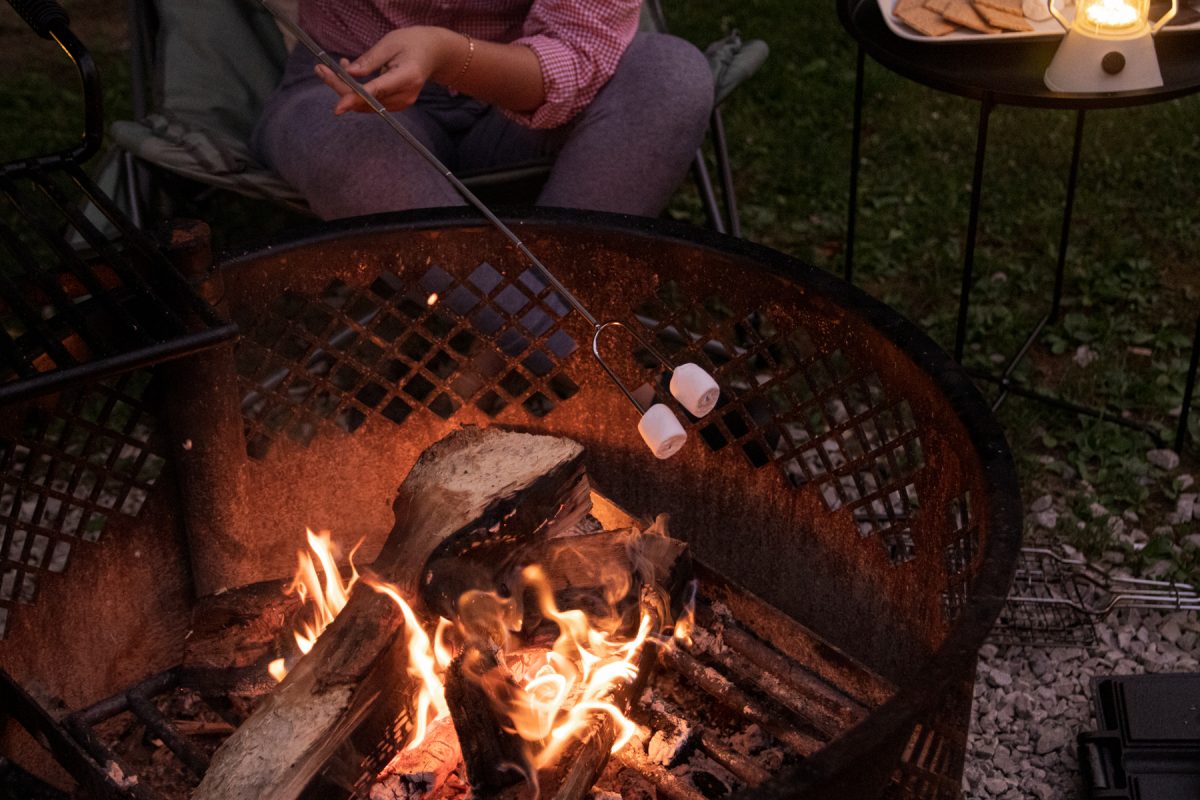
[426, 292, 439, 306]
[673, 579, 698, 647]
[474, 565, 655, 770]
[271, 523, 681, 788]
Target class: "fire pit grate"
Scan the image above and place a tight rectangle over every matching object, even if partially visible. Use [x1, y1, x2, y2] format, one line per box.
[17, 569, 899, 800]
[233, 262, 581, 460]
[0, 371, 166, 639]
[0, 9, 235, 406]
[0, 209, 1021, 799]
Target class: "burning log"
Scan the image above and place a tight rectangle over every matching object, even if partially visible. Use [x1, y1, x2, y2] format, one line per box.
[368, 716, 461, 800]
[193, 427, 590, 800]
[444, 646, 528, 793]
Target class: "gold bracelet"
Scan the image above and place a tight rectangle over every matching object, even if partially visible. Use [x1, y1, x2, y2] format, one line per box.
[447, 34, 474, 91]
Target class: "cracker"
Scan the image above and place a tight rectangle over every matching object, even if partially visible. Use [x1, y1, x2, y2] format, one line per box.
[925, 0, 954, 14]
[975, 0, 1025, 16]
[896, 5, 959, 34]
[943, 0, 1000, 32]
[975, 2, 1034, 29]
[893, 0, 928, 16]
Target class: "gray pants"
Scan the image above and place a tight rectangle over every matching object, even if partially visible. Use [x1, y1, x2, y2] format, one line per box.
[252, 32, 714, 220]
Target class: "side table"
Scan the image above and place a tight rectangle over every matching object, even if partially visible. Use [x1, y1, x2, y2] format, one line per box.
[839, 0, 1200, 449]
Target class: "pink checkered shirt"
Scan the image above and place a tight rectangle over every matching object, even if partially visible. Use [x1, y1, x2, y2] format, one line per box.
[298, 0, 640, 128]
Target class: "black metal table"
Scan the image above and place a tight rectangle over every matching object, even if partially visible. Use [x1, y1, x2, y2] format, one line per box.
[840, 0, 1200, 448]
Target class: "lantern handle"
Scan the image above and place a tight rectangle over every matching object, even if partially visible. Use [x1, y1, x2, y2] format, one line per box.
[1150, 0, 1178, 33]
[1047, 0, 1070, 31]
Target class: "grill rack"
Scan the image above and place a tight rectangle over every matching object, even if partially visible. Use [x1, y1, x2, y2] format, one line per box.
[1, 574, 903, 800]
[0, 6, 235, 406]
[991, 547, 1200, 647]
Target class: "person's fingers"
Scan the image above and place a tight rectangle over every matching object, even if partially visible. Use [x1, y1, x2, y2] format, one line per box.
[315, 64, 354, 97]
[345, 36, 397, 76]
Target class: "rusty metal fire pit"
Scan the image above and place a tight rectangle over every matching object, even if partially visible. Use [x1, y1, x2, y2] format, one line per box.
[0, 207, 1021, 799]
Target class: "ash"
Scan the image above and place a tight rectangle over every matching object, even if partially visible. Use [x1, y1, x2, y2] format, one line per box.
[91, 686, 257, 800]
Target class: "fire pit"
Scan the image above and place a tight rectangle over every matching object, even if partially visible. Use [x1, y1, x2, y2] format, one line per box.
[0, 207, 1020, 799]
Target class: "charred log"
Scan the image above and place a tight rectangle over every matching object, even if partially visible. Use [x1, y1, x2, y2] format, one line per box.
[193, 427, 589, 800]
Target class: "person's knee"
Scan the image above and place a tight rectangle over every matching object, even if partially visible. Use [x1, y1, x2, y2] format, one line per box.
[617, 33, 714, 140]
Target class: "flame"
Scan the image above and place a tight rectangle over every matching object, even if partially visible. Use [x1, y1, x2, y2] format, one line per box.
[488, 565, 653, 770]
[369, 579, 454, 750]
[270, 525, 671, 782]
[673, 579, 698, 647]
[270, 529, 361, 681]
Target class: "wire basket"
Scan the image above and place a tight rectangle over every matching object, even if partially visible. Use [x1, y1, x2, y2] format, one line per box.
[991, 547, 1200, 647]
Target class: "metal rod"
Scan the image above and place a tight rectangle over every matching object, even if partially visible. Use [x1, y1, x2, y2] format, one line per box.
[711, 107, 741, 238]
[259, 1, 698, 421]
[692, 148, 726, 235]
[659, 646, 825, 756]
[954, 95, 993, 363]
[967, 368, 1169, 446]
[1175, 310, 1200, 453]
[989, 312, 1052, 411]
[262, 2, 601, 327]
[1052, 110, 1086, 322]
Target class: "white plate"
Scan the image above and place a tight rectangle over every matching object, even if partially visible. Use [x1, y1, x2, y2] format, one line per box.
[880, 0, 1200, 42]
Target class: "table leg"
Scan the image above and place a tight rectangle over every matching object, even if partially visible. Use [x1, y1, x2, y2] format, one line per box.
[844, 45, 865, 285]
[953, 95, 994, 363]
[1052, 110, 1086, 323]
[1175, 312, 1200, 453]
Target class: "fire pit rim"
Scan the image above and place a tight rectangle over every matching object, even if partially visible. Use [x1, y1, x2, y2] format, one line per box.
[219, 206, 1023, 795]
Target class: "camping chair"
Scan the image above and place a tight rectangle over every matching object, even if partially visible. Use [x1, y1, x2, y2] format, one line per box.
[111, 0, 767, 236]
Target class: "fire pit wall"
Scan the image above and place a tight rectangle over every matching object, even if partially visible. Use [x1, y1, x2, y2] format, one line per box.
[0, 210, 1020, 798]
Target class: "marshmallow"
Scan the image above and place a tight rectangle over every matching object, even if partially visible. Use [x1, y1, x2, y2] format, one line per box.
[669, 363, 720, 418]
[638, 404, 687, 459]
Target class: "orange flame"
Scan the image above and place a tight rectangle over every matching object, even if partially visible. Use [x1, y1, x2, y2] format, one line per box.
[369, 578, 454, 750]
[269, 528, 360, 682]
[673, 579, 698, 647]
[491, 565, 653, 770]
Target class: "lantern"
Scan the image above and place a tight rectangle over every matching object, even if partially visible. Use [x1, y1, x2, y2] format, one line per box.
[1044, 0, 1178, 92]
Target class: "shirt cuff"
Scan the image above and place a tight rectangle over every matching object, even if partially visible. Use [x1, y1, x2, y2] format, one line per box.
[510, 34, 586, 129]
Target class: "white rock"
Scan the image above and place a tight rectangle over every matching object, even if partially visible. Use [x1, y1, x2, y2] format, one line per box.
[1147, 448, 1181, 471]
[1170, 493, 1197, 525]
[1035, 726, 1071, 755]
[1030, 494, 1054, 513]
[1161, 620, 1183, 644]
[1177, 474, 1195, 491]
[1035, 510, 1059, 530]
[1073, 345, 1099, 368]
[984, 776, 1009, 795]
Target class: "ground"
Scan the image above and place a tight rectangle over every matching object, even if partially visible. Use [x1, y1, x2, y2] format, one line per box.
[3, 1, 1200, 798]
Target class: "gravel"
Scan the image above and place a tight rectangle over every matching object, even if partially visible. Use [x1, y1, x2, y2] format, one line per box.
[962, 490, 1200, 799]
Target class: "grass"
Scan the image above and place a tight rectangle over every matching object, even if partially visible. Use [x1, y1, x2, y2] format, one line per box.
[4, 1, 1199, 580]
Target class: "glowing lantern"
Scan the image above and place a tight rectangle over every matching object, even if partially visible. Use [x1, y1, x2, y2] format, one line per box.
[1044, 0, 1177, 93]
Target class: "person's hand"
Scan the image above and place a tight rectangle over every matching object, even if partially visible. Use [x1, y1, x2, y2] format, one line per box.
[315, 26, 458, 115]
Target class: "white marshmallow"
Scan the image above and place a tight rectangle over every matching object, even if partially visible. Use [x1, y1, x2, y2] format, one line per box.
[638, 404, 687, 460]
[669, 363, 720, 418]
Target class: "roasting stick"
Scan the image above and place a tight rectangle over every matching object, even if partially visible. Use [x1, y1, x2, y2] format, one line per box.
[258, 1, 720, 458]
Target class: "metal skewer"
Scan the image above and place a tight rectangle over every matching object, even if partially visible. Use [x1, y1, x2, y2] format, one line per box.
[258, 1, 721, 458]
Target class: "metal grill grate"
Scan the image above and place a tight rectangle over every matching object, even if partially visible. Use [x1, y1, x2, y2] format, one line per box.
[234, 263, 581, 459]
[0, 371, 164, 639]
[632, 281, 925, 566]
[990, 549, 1099, 647]
[0, 164, 235, 405]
